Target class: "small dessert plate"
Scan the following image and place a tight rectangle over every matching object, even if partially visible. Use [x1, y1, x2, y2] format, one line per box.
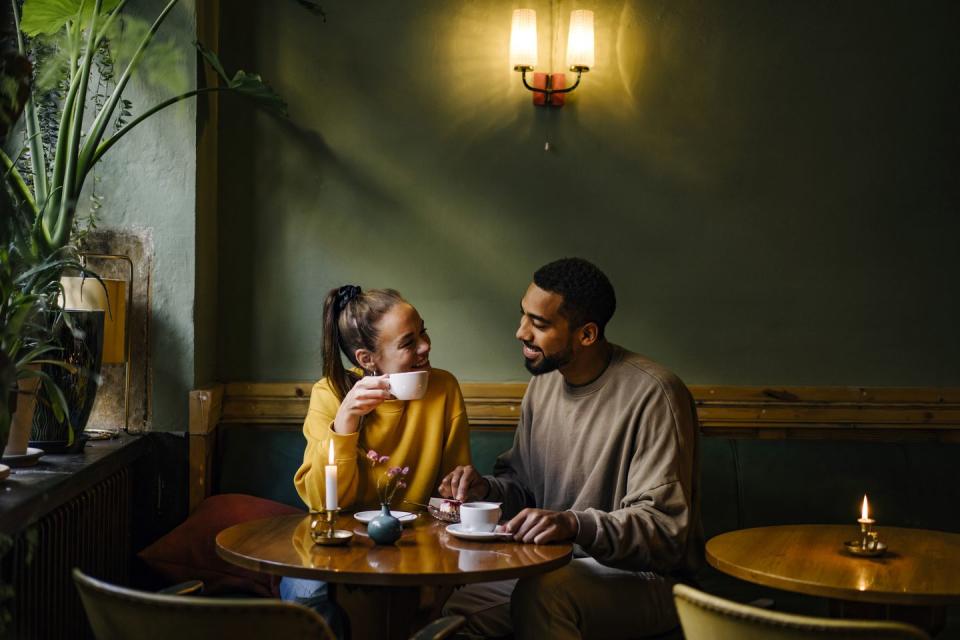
[2, 447, 44, 467]
[843, 540, 887, 557]
[353, 510, 418, 525]
[446, 523, 514, 541]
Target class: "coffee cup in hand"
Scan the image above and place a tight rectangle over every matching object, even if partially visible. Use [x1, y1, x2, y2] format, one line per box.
[459, 502, 502, 533]
[387, 370, 429, 400]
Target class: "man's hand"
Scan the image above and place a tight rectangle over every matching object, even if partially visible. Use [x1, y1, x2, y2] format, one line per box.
[438, 465, 489, 502]
[497, 508, 579, 544]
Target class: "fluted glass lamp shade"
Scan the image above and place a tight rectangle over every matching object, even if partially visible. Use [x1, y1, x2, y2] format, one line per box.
[566, 10, 595, 69]
[60, 277, 127, 364]
[510, 9, 538, 69]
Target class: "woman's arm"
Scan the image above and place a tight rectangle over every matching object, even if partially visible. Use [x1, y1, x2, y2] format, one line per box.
[293, 382, 363, 509]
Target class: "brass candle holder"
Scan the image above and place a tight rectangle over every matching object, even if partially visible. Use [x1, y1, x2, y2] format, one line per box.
[859, 518, 875, 550]
[844, 494, 887, 557]
[309, 509, 353, 546]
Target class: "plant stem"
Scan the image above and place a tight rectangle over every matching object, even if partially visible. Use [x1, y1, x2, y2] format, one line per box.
[10, 0, 47, 208]
[76, 0, 179, 185]
[92, 87, 221, 165]
[51, 0, 104, 251]
[0, 149, 38, 214]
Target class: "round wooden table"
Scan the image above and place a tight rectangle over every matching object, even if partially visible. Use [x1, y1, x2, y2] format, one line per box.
[707, 524, 960, 635]
[217, 512, 572, 639]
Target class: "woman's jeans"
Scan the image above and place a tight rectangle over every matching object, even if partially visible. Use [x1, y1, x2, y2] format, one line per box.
[279, 577, 347, 638]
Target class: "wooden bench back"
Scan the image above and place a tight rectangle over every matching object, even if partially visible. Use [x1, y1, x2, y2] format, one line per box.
[188, 382, 960, 513]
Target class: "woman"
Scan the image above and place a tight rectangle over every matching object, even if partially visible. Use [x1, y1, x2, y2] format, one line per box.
[293, 285, 472, 512]
[284, 286, 471, 631]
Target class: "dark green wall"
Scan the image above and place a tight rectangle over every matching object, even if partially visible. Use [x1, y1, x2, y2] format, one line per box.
[216, 1, 959, 386]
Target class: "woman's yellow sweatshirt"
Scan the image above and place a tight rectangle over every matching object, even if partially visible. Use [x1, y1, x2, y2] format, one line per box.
[293, 368, 471, 510]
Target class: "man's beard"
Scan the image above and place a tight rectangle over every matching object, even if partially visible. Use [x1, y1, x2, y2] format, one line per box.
[523, 343, 574, 375]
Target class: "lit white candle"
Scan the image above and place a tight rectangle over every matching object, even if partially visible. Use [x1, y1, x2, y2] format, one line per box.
[858, 494, 874, 525]
[325, 440, 338, 510]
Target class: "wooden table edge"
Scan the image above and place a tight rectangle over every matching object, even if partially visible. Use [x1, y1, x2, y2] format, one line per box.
[705, 529, 960, 607]
[215, 523, 575, 587]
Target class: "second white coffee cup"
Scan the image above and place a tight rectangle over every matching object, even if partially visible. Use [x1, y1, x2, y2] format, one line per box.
[387, 370, 429, 400]
[459, 502, 502, 533]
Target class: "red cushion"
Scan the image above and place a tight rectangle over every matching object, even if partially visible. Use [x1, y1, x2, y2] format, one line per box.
[138, 493, 302, 597]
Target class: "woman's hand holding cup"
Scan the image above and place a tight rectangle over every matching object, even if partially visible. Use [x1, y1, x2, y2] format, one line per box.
[334, 375, 392, 434]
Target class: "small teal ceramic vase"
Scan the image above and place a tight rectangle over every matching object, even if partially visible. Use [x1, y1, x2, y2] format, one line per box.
[368, 503, 402, 545]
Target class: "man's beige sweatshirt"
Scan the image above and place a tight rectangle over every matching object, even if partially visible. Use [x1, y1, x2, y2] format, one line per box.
[486, 345, 704, 576]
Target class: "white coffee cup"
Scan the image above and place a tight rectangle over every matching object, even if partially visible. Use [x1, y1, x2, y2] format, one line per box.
[459, 502, 502, 533]
[387, 370, 429, 400]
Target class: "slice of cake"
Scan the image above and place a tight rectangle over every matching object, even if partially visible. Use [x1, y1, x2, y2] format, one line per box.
[439, 499, 461, 518]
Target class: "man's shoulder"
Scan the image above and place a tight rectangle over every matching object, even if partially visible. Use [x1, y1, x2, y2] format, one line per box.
[610, 346, 691, 400]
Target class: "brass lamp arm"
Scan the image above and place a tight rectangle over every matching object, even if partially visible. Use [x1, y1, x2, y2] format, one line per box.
[518, 68, 585, 96]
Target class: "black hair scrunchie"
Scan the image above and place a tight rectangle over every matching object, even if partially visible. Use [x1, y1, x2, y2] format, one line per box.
[335, 284, 362, 314]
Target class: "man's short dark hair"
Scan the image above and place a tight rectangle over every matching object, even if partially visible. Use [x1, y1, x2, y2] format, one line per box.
[533, 257, 616, 337]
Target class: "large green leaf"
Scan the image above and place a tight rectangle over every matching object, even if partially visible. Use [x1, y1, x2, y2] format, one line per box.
[196, 42, 288, 117]
[228, 71, 288, 116]
[20, 0, 123, 37]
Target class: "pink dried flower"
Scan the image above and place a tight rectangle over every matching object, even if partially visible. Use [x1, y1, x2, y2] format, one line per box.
[367, 454, 414, 506]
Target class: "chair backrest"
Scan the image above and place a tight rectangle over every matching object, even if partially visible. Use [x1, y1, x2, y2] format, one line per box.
[73, 569, 334, 640]
[673, 584, 929, 640]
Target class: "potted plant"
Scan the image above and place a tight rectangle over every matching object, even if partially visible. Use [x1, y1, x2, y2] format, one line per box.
[1, 0, 293, 446]
[0, 47, 61, 456]
[1, 189, 88, 457]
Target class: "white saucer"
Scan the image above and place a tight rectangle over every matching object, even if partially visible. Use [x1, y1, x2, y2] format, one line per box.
[353, 510, 418, 525]
[2, 447, 44, 467]
[446, 523, 514, 541]
[0, 464, 9, 481]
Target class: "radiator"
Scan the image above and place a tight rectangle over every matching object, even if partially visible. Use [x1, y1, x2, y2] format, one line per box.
[2, 467, 132, 640]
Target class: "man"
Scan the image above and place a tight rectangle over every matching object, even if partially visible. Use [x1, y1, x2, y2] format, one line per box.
[439, 257, 703, 639]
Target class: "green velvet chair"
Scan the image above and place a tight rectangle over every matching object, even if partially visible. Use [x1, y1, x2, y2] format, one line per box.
[74, 569, 465, 640]
[673, 584, 928, 640]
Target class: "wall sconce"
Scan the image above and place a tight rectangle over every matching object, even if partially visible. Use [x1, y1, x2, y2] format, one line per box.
[510, 8, 594, 107]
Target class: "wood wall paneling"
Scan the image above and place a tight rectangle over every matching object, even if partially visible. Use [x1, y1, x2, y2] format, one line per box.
[187, 382, 960, 511]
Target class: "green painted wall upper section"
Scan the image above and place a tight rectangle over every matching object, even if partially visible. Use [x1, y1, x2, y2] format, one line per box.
[216, 0, 959, 386]
[96, 0, 197, 430]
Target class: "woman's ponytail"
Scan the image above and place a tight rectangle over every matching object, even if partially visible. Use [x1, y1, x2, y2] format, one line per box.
[322, 285, 405, 400]
[322, 286, 356, 400]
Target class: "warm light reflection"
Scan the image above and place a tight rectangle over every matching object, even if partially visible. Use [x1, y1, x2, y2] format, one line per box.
[328, 440, 335, 465]
[566, 10, 595, 69]
[509, 9, 538, 69]
[860, 494, 870, 521]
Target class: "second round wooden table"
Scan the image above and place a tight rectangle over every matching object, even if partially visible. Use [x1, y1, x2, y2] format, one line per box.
[706, 524, 960, 635]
